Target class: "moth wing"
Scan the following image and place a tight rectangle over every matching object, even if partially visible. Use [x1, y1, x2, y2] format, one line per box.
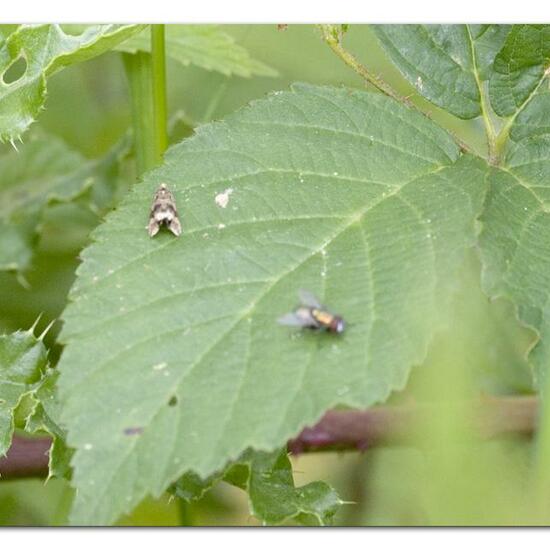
[148, 218, 160, 237]
[298, 289, 322, 309]
[277, 312, 309, 327]
[169, 215, 182, 236]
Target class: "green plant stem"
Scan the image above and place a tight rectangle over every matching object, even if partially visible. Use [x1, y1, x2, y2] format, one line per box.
[123, 51, 156, 176]
[151, 25, 168, 160]
[177, 499, 196, 526]
[319, 25, 412, 108]
[318, 25, 474, 156]
[123, 25, 168, 177]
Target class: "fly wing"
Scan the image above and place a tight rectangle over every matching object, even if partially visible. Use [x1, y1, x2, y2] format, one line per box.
[298, 289, 322, 309]
[277, 312, 309, 327]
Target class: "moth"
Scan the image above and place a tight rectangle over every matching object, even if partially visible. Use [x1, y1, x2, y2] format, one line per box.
[147, 183, 182, 237]
[278, 289, 346, 334]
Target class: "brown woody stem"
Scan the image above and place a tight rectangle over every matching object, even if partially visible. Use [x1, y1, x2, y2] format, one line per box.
[288, 396, 537, 453]
[1, 396, 537, 480]
[0, 436, 51, 479]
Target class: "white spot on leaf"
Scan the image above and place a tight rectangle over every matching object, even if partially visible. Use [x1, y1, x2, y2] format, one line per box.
[215, 188, 233, 208]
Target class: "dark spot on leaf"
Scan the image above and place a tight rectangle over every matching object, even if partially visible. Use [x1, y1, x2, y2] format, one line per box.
[3, 55, 27, 84]
[168, 395, 178, 407]
[123, 427, 143, 436]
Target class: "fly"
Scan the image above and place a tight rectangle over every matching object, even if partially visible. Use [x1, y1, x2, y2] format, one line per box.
[278, 289, 345, 334]
[147, 183, 182, 237]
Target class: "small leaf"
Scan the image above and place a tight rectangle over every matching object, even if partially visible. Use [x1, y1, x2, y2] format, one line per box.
[57, 84, 487, 525]
[0, 323, 48, 456]
[172, 470, 221, 502]
[489, 25, 550, 117]
[373, 25, 480, 119]
[0, 133, 83, 271]
[373, 25, 512, 120]
[0, 24, 145, 142]
[174, 449, 342, 525]
[241, 450, 341, 525]
[116, 25, 277, 78]
[0, 134, 85, 217]
[0, 132, 131, 272]
[467, 25, 512, 81]
[0, 220, 34, 272]
[26, 368, 72, 480]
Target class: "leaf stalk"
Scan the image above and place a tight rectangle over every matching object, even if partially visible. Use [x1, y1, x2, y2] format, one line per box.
[318, 24, 474, 156]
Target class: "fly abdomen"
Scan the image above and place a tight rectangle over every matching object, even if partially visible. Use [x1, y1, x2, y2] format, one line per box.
[311, 309, 345, 333]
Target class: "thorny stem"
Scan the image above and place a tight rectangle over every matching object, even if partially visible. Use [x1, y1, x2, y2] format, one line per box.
[318, 24, 474, 156]
[1, 396, 537, 479]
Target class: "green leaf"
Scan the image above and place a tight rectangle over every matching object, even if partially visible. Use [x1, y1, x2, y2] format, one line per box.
[373, 25, 478, 119]
[373, 25, 511, 120]
[0, 132, 131, 272]
[479, 87, 550, 384]
[26, 368, 73, 480]
[0, 323, 48, 456]
[489, 25, 550, 117]
[226, 450, 341, 525]
[0, 24, 145, 142]
[509, 89, 550, 142]
[172, 470, 221, 503]
[57, 83, 486, 525]
[467, 25, 512, 81]
[0, 135, 85, 217]
[116, 25, 277, 78]
[174, 449, 342, 525]
[0, 134, 82, 271]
